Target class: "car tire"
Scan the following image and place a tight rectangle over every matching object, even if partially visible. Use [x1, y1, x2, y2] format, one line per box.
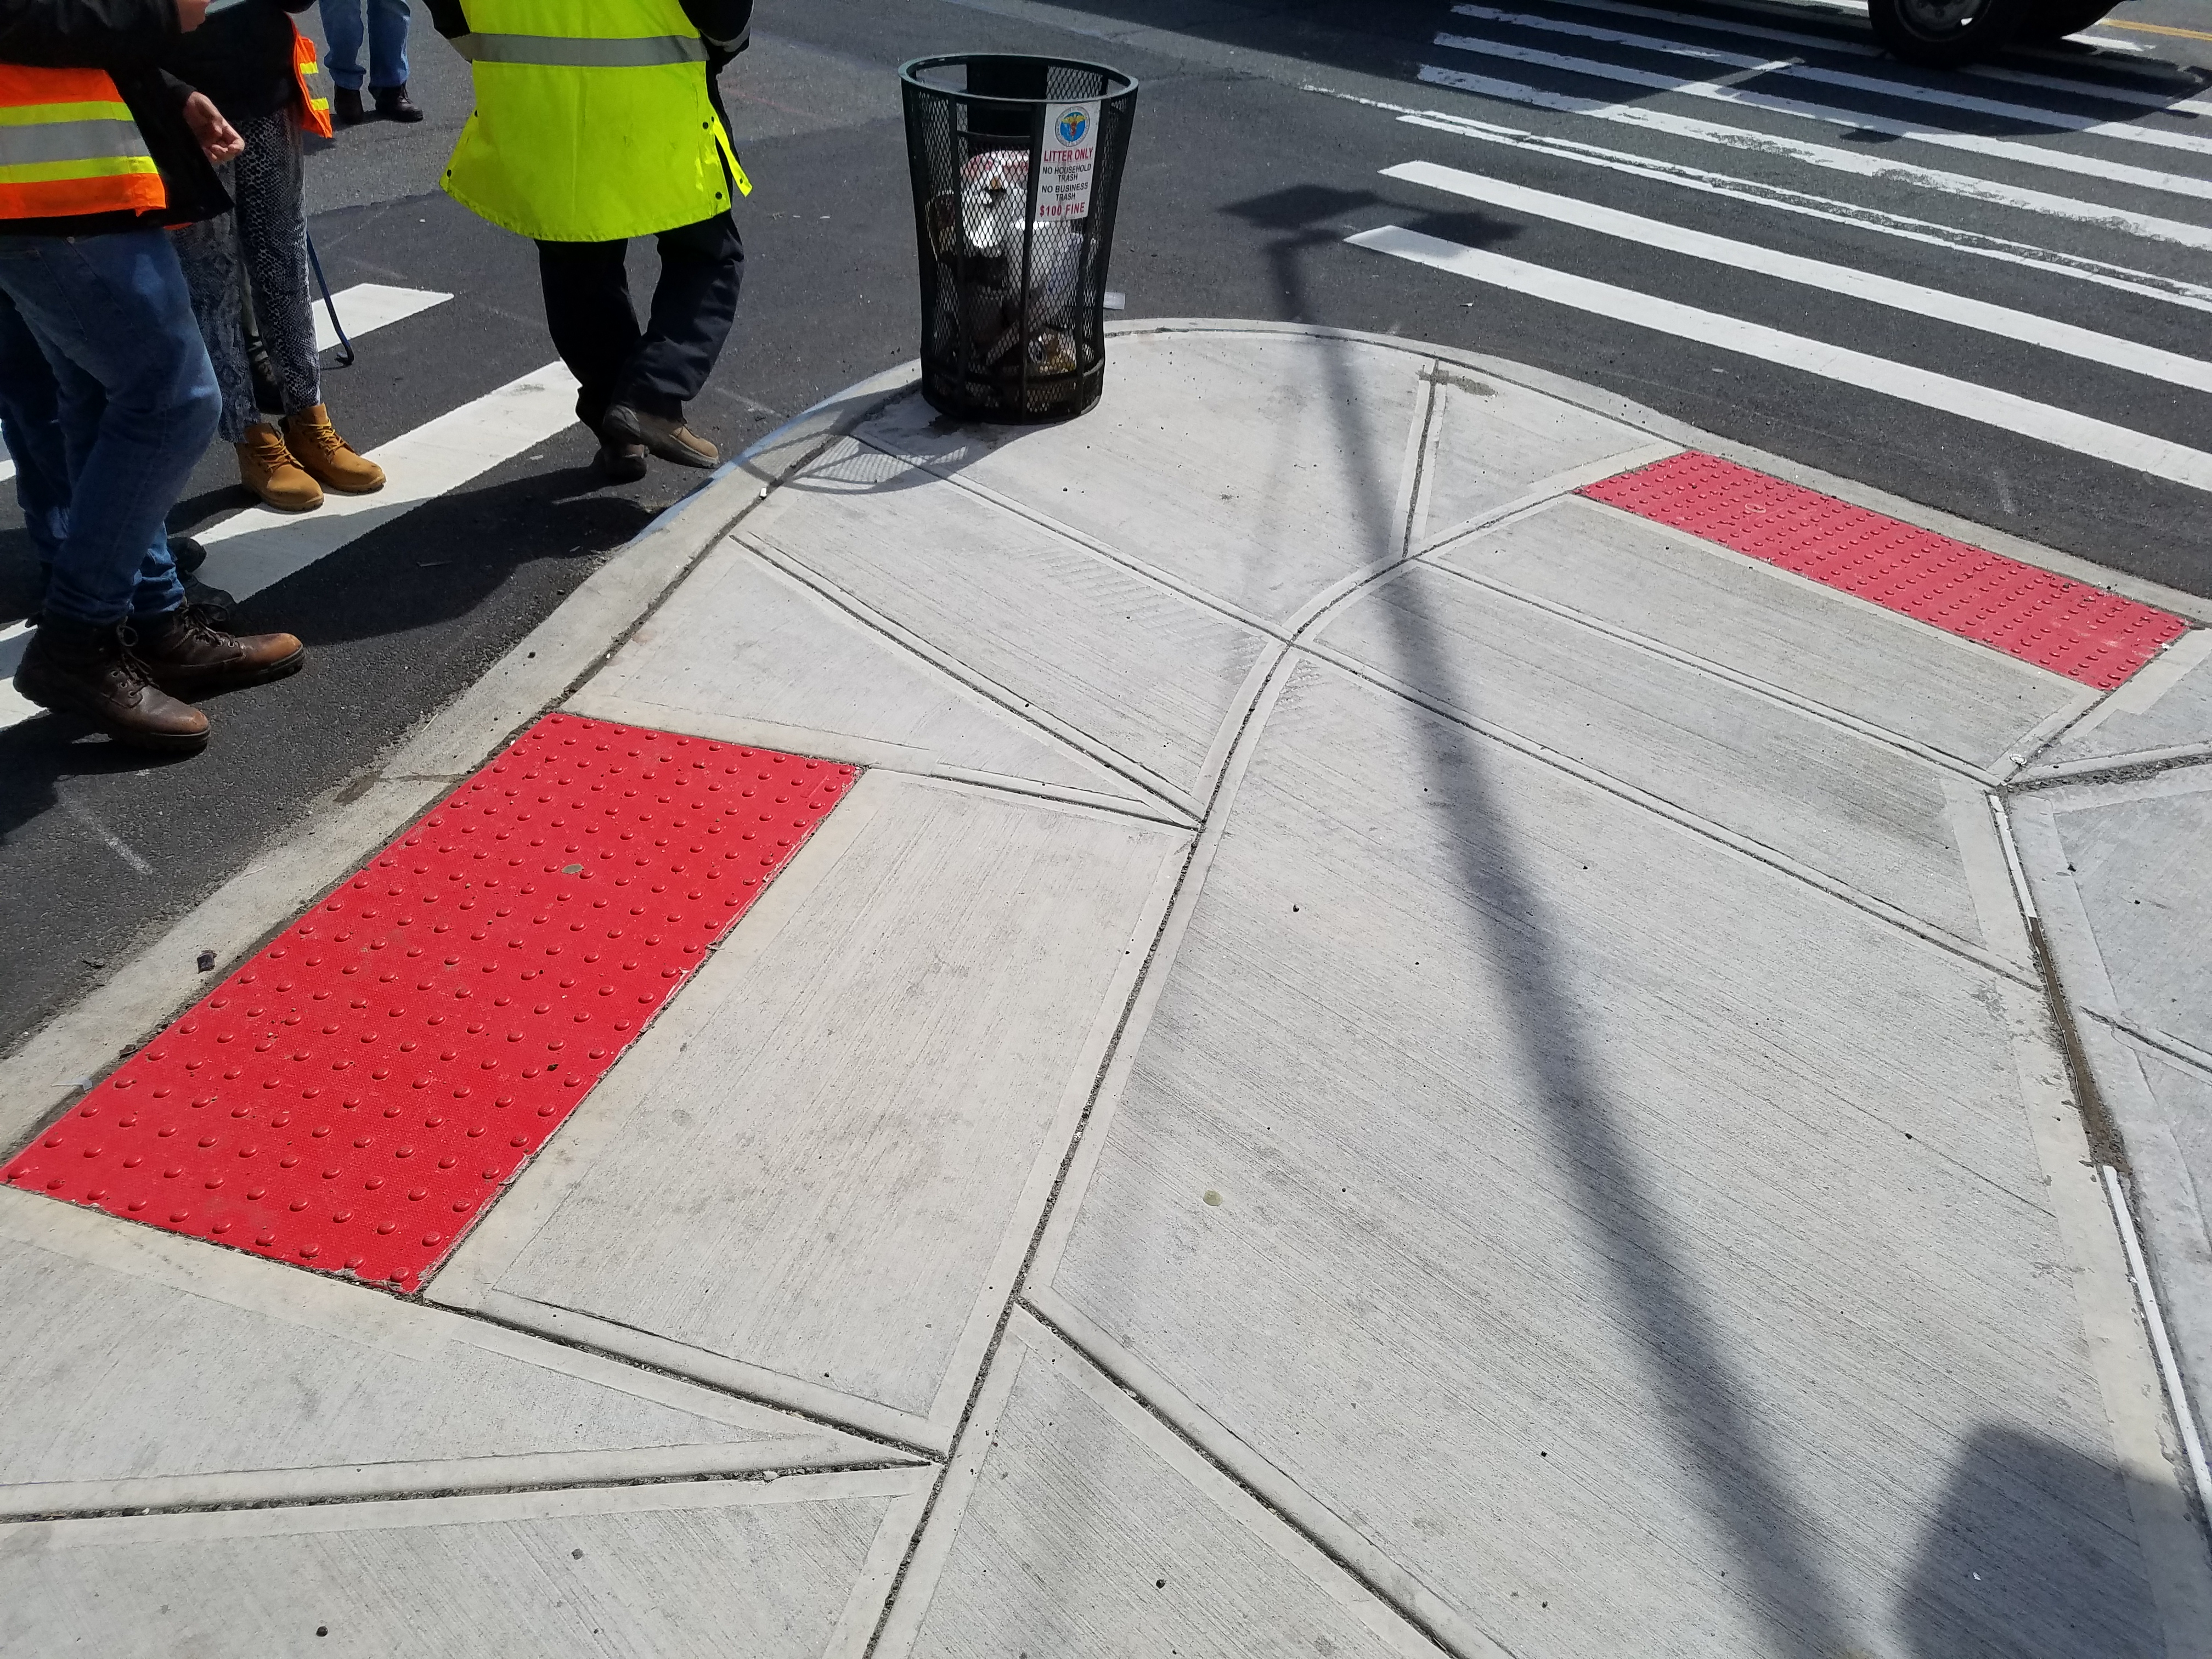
[1867, 0, 2025, 66]
[2017, 0, 2117, 41]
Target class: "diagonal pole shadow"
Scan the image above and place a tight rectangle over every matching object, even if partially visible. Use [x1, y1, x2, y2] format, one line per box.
[1229, 185, 1855, 1655]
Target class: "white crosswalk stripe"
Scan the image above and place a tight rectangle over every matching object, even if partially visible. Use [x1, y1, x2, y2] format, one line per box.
[1410, 62, 2212, 249]
[1430, 29, 2212, 199]
[1351, 224, 2212, 489]
[1337, 0, 2212, 513]
[1384, 159, 2212, 393]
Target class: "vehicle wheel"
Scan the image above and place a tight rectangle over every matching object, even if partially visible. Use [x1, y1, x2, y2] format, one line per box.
[1867, 0, 2025, 65]
[2017, 0, 2117, 41]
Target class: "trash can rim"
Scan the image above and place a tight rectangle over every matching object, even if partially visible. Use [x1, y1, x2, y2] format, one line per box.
[898, 52, 1140, 101]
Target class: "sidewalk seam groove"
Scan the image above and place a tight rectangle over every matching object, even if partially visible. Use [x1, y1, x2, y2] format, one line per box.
[733, 531, 1204, 823]
[450, 1289, 951, 1462]
[2006, 744, 2212, 793]
[865, 647, 1302, 1655]
[1414, 554, 2007, 786]
[562, 690, 1200, 831]
[1017, 1293, 1496, 1659]
[0, 1457, 929, 1527]
[844, 429, 1292, 645]
[2085, 1008, 2212, 1084]
[1299, 636, 2035, 986]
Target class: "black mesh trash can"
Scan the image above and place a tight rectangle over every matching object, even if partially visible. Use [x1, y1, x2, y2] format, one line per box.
[901, 55, 1137, 422]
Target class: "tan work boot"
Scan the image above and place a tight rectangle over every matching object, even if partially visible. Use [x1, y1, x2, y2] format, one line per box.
[131, 605, 306, 698]
[238, 422, 323, 512]
[603, 403, 718, 470]
[13, 614, 210, 753]
[284, 404, 386, 494]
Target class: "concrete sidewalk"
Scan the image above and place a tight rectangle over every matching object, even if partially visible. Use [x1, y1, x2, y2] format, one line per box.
[3, 321, 2211, 1658]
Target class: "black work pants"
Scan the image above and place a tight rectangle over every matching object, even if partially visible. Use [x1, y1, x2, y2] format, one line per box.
[534, 211, 743, 434]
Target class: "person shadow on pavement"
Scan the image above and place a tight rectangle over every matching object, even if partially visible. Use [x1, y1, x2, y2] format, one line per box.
[1900, 1423, 2180, 1658]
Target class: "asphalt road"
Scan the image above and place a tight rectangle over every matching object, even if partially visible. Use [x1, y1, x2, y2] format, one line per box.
[2, 0, 2208, 1055]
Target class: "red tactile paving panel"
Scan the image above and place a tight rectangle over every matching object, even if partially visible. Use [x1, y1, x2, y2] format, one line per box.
[1579, 451, 2187, 689]
[3, 714, 857, 1291]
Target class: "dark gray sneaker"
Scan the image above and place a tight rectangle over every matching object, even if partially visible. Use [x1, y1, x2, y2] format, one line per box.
[603, 404, 719, 470]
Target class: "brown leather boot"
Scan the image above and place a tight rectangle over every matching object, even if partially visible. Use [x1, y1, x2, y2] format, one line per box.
[238, 423, 323, 512]
[283, 405, 385, 494]
[13, 614, 210, 753]
[130, 605, 305, 698]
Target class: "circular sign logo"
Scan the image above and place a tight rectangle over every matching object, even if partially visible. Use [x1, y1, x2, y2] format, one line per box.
[1056, 107, 1090, 145]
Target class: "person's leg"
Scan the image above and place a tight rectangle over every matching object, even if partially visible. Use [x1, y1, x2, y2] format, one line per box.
[366, 0, 411, 91]
[234, 111, 382, 495]
[234, 115, 318, 422]
[0, 234, 210, 625]
[0, 284, 74, 603]
[601, 212, 743, 469]
[630, 212, 744, 414]
[0, 232, 219, 747]
[535, 238, 639, 438]
[179, 124, 324, 512]
[365, 0, 421, 120]
[167, 183, 256, 449]
[319, 0, 366, 91]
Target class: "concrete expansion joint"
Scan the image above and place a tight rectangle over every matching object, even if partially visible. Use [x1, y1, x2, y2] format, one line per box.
[2003, 744, 2212, 795]
[4, 1457, 928, 1529]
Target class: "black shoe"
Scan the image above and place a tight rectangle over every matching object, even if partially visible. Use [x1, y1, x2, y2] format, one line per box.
[170, 534, 207, 579]
[181, 575, 236, 625]
[373, 84, 424, 123]
[334, 86, 367, 127]
[595, 441, 649, 484]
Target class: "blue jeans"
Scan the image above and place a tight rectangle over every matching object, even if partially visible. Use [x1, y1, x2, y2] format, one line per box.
[0, 230, 217, 627]
[319, 0, 411, 91]
[0, 286, 70, 573]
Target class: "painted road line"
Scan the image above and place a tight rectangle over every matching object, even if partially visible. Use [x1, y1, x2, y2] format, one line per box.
[0, 361, 580, 736]
[1385, 159, 2212, 394]
[2100, 18, 2212, 43]
[1477, 0, 2212, 138]
[1347, 224, 2212, 493]
[1355, 96, 2212, 312]
[1431, 30, 2212, 200]
[312, 283, 452, 355]
[1413, 62, 2212, 253]
[1973, 63, 2212, 115]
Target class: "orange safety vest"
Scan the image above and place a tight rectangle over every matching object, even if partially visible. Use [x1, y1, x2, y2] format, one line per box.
[0, 64, 167, 220]
[291, 25, 333, 140]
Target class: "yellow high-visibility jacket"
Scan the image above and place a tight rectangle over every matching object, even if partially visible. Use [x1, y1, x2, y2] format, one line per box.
[441, 0, 745, 242]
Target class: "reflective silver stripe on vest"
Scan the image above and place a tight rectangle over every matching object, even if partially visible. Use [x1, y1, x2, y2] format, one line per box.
[0, 119, 151, 167]
[454, 32, 708, 67]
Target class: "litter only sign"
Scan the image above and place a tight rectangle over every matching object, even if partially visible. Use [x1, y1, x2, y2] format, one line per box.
[1037, 100, 1102, 220]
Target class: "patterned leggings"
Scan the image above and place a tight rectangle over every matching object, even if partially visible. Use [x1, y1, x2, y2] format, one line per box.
[170, 110, 320, 447]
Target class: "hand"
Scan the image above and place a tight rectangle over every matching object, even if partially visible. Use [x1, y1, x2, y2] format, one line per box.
[183, 92, 244, 164]
[177, 0, 209, 30]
